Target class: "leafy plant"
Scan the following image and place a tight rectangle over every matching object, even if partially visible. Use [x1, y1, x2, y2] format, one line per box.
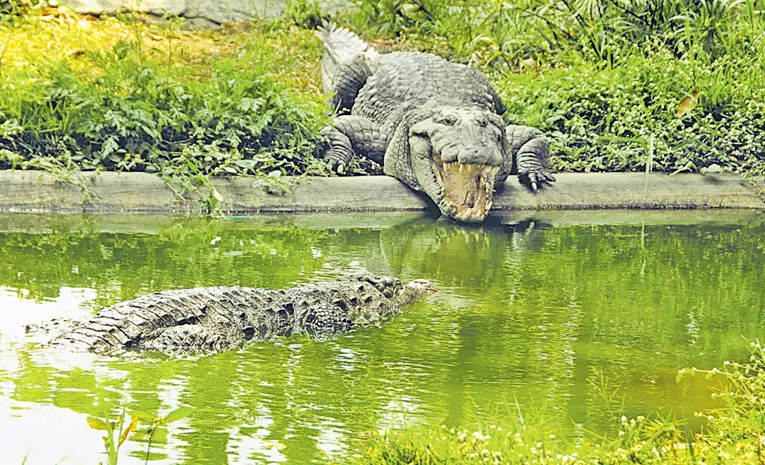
[87, 410, 139, 465]
[87, 406, 193, 465]
[0, 14, 330, 211]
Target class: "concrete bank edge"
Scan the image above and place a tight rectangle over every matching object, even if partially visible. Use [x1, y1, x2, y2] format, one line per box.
[0, 171, 762, 214]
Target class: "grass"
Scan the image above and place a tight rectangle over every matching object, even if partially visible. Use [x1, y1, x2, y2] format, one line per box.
[335, 340, 765, 465]
[1, 0, 764, 202]
[334, 0, 765, 186]
[0, 5, 331, 210]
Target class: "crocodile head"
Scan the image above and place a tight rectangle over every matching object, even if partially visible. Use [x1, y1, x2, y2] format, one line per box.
[388, 107, 508, 223]
[396, 278, 437, 305]
[305, 275, 436, 341]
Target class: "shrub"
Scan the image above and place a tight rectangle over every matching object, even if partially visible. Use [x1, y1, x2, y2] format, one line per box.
[0, 11, 331, 208]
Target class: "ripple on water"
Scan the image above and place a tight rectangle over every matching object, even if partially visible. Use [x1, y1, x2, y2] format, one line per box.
[0, 214, 763, 463]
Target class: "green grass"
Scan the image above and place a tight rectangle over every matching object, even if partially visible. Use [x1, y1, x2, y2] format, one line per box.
[334, 0, 765, 186]
[1, 0, 764, 202]
[0, 5, 332, 209]
[336, 340, 765, 465]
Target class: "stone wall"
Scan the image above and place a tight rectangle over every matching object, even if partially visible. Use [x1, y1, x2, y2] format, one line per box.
[58, 0, 289, 27]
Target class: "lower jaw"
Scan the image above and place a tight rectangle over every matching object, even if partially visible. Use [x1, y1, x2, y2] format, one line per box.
[438, 199, 492, 223]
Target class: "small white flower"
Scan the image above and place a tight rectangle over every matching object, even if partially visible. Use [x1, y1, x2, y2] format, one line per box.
[473, 431, 490, 441]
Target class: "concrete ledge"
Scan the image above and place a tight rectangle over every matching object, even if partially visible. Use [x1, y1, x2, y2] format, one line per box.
[0, 171, 762, 214]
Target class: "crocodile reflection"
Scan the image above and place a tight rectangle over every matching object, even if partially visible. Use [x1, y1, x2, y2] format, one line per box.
[3, 214, 765, 464]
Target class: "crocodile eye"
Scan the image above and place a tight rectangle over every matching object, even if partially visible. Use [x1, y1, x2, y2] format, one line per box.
[437, 114, 457, 126]
[477, 117, 488, 127]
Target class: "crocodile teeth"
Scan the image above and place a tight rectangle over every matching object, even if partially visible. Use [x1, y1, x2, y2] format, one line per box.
[435, 162, 499, 222]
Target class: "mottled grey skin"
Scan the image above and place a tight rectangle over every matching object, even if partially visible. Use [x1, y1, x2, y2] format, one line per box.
[29, 274, 434, 357]
[317, 24, 555, 223]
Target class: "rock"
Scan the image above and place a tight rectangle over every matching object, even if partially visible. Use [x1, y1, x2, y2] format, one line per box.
[62, 0, 186, 16]
[184, 0, 258, 25]
[56, 0, 284, 24]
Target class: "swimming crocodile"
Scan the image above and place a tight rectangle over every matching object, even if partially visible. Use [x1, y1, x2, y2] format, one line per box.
[28, 273, 434, 356]
[317, 23, 555, 223]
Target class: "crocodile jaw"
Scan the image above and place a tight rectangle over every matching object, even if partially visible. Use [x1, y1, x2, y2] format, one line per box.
[395, 279, 437, 306]
[432, 159, 498, 223]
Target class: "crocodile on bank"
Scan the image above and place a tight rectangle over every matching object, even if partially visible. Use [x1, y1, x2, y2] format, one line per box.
[27, 274, 435, 356]
[317, 23, 555, 223]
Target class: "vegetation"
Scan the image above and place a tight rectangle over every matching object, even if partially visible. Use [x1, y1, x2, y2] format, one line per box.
[0, 0, 764, 200]
[0, 4, 332, 208]
[337, 0, 765, 183]
[341, 340, 765, 465]
[87, 406, 192, 465]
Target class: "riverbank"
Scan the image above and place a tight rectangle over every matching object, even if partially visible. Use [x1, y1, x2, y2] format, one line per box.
[1, 171, 762, 214]
[1, 2, 764, 209]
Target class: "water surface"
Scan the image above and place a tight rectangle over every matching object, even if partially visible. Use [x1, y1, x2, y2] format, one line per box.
[0, 211, 763, 464]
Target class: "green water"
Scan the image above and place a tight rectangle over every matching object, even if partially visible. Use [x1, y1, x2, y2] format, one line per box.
[0, 211, 764, 464]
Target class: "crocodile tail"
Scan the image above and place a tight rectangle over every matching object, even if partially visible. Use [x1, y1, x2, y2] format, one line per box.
[47, 287, 265, 354]
[316, 21, 377, 94]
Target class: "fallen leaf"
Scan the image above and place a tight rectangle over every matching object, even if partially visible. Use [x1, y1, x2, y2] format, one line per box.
[520, 58, 539, 72]
[677, 89, 701, 117]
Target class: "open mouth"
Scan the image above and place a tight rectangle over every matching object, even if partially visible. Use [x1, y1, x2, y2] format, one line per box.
[433, 158, 499, 222]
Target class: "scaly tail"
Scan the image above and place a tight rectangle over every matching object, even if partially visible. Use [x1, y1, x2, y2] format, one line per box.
[315, 22, 376, 94]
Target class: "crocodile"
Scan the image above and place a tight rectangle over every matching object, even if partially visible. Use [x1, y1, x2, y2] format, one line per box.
[317, 23, 555, 223]
[28, 273, 434, 356]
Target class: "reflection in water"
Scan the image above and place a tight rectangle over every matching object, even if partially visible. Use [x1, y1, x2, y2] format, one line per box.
[0, 213, 764, 464]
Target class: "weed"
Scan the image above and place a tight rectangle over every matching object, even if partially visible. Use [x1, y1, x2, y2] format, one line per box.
[342, 341, 765, 464]
[87, 406, 193, 465]
[0, 9, 329, 211]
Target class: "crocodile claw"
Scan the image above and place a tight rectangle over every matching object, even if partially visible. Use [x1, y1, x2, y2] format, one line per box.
[522, 170, 556, 191]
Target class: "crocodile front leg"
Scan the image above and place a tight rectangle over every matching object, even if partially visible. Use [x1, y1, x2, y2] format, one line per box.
[328, 55, 372, 114]
[322, 116, 387, 174]
[506, 125, 556, 190]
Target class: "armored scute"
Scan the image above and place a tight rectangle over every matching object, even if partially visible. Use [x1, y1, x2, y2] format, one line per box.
[29, 274, 434, 356]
